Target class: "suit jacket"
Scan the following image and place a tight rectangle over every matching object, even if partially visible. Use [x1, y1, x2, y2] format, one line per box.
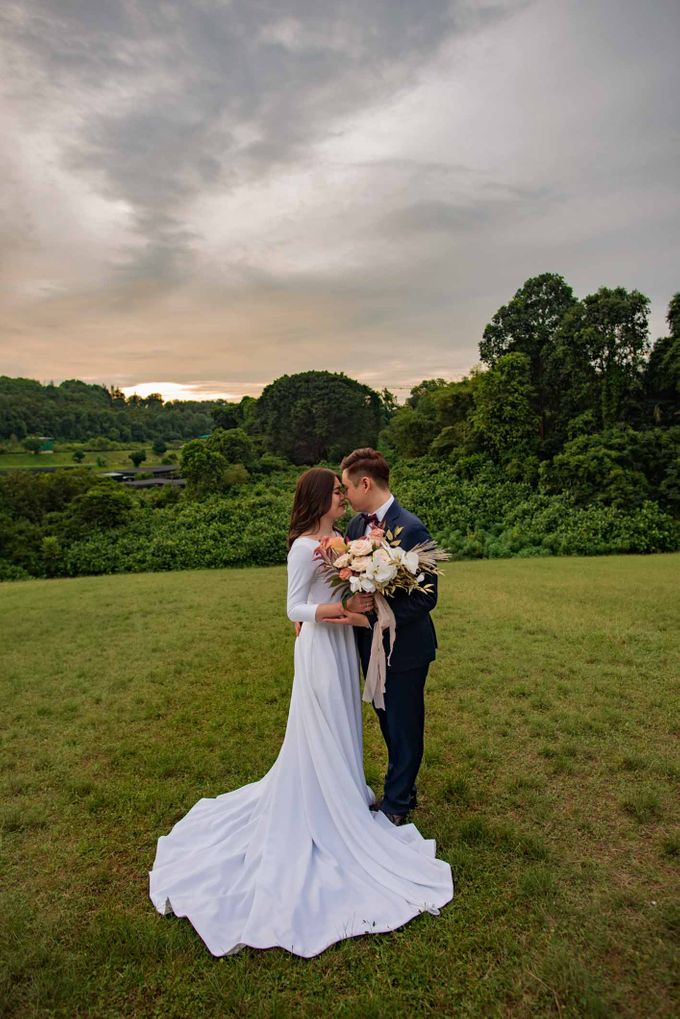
[346, 497, 438, 675]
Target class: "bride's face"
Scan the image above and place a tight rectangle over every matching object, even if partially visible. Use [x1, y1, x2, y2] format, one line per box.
[329, 478, 346, 520]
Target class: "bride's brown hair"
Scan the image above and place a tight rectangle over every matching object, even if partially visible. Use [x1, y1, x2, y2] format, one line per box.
[288, 468, 341, 549]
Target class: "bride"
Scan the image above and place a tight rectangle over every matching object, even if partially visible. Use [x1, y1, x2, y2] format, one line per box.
[148, 467, 453, 958]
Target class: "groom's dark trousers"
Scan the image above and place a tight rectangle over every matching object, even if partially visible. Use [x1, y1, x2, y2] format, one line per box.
[347, 499, 438, 817]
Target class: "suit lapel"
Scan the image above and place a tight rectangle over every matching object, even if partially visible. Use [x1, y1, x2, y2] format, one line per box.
[346, 514, 362, 540]
[381, 497, 402, 537]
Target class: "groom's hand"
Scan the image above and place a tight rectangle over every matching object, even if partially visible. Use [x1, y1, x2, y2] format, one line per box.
[328, 610, 371, 629]
[345, 593, 374, 613]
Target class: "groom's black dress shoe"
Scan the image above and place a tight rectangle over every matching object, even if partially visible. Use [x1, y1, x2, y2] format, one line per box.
[369, 799, 410, 825]
[383, 811, 409, 826]
[369, 790, 417, 812]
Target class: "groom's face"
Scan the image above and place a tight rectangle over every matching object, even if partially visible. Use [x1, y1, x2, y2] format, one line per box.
[341, 469, 370, 512]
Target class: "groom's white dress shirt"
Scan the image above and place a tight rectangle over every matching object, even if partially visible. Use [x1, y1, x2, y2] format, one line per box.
[363, 494, 395, 535]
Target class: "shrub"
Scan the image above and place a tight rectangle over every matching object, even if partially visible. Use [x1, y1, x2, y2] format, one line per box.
[68, 483, 137, 530]
[0, 559, 30, 581]
[2, 459, 678, 582]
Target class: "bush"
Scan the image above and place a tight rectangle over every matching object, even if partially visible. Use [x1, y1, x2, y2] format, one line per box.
[208, 428, 256, 470]
[540, 426, 680, 512]
[2, 458, 678, 582]
[62, 487, 292, 577]
[0, 559, 30, 581]
[255, 453, 289, 474]
[67, 483, 137, 530]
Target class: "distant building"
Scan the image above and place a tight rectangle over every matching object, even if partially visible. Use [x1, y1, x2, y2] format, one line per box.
[99, 464, 184, 489]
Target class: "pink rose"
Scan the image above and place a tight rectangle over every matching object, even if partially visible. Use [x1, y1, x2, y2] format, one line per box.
[338, 567, 351, 580]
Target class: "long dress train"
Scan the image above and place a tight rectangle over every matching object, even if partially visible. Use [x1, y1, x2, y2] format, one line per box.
[148, 536, 453, 957]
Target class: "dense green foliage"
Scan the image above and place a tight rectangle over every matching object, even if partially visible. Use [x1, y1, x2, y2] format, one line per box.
[391, 458, 679, 559]
[383, 279, 678, 464]
[480, 272, 577, 449]
[254, 370, 387, 464]
[1, 458, 678, 581]
[0, 377, 220, 443]
[1, 278, 678, 581]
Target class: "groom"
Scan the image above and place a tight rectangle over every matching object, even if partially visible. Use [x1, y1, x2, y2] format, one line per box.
[341, 447, 438, 827]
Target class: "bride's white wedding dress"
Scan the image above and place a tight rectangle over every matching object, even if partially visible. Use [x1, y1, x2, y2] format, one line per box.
[148, 536, 453, 957]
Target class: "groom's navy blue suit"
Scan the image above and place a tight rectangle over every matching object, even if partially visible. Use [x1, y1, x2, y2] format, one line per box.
[346, 497, 438, 816]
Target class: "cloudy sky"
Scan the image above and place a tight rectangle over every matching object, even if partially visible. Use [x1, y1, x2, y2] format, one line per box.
[1, 0, 678, 402]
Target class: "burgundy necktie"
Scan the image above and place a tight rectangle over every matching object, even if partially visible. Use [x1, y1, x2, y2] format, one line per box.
[362, 512, 380, 528]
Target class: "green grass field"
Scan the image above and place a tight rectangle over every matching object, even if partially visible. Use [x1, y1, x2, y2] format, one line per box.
[1, 556, 678, 1017]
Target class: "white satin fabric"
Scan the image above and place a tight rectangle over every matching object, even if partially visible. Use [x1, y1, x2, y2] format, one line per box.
[148, 536, 453, 958]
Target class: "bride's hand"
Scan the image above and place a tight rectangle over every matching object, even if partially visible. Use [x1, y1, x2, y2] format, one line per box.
[327, 609, 371, 629]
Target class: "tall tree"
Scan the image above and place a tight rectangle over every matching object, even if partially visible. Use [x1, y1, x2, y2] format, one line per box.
[380, 405, 440, 459]
[208, 427, 256, 470]
[428, 374, 481, 458]
[471, 353, 540, 466]
[668, 292, 680, 338]
[407, 379, 449, 410]
[255, 371, 382, 465]
[644, 293, 680, 425]
[480, 273, 577, 445]
[180, 440, 230, 498]
[378, 388, 399, 427]
[212, 403, 242, 431]
[550, 287, 651, 432]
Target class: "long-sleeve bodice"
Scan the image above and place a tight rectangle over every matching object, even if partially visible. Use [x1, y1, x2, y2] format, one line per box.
[286, 537, 342, 623]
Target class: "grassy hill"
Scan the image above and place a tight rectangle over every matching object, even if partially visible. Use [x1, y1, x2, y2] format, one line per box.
[1, 556, 678, 1017]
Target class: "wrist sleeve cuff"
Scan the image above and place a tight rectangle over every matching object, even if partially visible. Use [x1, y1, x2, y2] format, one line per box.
[287, 603, 320, 623]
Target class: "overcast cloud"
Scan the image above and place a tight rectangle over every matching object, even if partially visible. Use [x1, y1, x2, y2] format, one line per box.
[1, 0, 678, 400]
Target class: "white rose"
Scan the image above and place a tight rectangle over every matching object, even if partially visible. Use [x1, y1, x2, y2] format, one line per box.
[334, 553, 350, 568]
[360, 577, 376, 593]
[348, 538, 372, 556]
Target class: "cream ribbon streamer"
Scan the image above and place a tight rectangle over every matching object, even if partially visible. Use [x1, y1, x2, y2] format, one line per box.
[362, 592, 397, 710]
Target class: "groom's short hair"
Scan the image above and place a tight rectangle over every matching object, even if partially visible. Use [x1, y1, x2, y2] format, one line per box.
[340, 448, 390, 487]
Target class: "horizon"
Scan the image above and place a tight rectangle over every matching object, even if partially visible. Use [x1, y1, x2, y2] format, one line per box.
[28, 369, 473, 404]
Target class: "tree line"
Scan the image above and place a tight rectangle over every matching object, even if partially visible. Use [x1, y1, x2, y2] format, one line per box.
[0, 378, 217, 444]
[177, 275, 679, 514]
[0, 273, 678, 580]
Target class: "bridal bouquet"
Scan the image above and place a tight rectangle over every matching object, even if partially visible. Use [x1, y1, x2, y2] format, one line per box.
[315, 526, 449, 709]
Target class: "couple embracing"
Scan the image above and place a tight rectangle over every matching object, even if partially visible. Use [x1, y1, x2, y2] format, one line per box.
[149, 448, 453, 958]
